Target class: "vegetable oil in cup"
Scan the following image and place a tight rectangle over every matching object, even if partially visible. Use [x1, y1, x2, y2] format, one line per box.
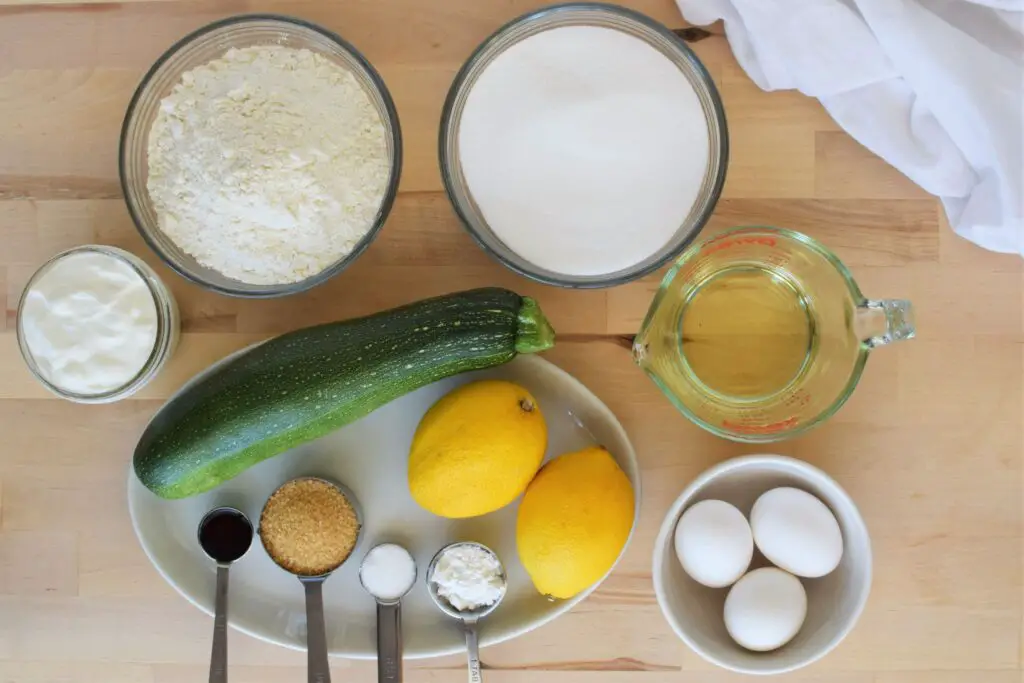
[679, 265, 814, 400]
[634, 227, 916, 442]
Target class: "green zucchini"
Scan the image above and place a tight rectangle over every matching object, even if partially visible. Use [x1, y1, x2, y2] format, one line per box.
[134, 288, 555, 499]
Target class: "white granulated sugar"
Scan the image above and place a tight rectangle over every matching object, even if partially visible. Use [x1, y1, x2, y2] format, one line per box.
[147, 45, 390, 285]
[431, 544, 505, 612]
[458, 26, 711, 277]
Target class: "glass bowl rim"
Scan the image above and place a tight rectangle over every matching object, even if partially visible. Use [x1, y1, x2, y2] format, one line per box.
[118, 13, 404, 299]
[437, 1, 730, 289]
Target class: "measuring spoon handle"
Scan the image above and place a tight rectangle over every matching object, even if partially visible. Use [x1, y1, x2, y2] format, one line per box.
[209, 564, 229, 683]
[303, 579, 331, 683]
[464, 621, 482, 683]
[376, 601, 403, 682]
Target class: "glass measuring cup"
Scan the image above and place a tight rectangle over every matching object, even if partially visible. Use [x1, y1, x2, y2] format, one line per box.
[633, 227, 915, 442]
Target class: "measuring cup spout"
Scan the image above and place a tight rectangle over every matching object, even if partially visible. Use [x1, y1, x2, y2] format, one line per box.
[856, 299, 916, 349]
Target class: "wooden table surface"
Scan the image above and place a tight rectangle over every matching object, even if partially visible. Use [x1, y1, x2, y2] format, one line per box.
[0, 1, 1021, 682]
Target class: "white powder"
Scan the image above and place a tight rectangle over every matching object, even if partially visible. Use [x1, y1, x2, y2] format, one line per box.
[458, 25, 711, 277]
[431, 544, 505, 612]
[359, 544, 417, 602]
[147, 45, 390, 285]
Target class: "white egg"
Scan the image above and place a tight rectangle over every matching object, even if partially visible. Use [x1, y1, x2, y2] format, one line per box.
[724, 567, 807, 652]
[674, 499, 753, 588]
[750, 487, 844, 578]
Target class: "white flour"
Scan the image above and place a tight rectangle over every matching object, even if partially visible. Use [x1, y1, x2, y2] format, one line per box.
[458, 26, 711, 277]
[147, 45, 389, 285]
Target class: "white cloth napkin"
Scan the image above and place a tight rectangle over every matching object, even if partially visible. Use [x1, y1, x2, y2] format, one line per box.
[677, 0, 1024, 256]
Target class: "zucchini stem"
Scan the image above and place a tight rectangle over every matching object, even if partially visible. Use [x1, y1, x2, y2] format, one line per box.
[516, 296, 556, 354]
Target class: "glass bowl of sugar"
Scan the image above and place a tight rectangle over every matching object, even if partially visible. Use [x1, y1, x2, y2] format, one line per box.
[440, 3, 728, 288]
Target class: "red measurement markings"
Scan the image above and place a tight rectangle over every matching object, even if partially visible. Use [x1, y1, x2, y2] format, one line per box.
[700, 234, 777, 256]
[722, 416, 799, 434]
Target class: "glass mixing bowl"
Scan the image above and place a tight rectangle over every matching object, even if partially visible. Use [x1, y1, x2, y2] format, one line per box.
[439, 2, 728, 288]
[119, 14, 403, 298]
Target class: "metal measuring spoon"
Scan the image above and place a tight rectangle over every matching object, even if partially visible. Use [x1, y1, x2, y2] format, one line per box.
[259, 477, 363, 683]
[197, 506, 254, 683]
[426, 542, 508, 683]
[359, 544, 417, 682]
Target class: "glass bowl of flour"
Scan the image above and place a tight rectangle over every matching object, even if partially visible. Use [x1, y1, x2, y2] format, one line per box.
[440, 3, 728, 287]
[120, 14, 402, 297]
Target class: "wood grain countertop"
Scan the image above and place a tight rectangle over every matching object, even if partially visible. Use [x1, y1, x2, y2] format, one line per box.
[0, 1, 1020, 682]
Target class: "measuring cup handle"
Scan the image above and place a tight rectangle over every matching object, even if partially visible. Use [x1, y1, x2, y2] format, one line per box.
[377, 602, 403, 682]
[303, 579, 331, 683]
[858, 299, 915, 348]
[464, 621, 482, 683]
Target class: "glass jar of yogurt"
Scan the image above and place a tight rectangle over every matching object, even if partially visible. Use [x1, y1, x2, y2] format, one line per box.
[16, 245, 180, 403]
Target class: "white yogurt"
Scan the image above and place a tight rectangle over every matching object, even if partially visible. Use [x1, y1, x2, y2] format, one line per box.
[20, 251, 159, 395]
[458, 25, 712, 277]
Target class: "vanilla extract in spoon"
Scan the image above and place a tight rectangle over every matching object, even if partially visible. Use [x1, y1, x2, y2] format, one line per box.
[197, 507, 254, 683]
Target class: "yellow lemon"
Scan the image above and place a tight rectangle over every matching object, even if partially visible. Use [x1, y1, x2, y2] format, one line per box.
[516, 446, 635, 599]
[408, 380, 546, 518]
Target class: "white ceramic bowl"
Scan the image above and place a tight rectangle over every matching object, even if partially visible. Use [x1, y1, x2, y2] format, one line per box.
[652, 455, 871, 675]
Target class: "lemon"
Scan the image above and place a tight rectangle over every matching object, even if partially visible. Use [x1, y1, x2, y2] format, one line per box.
[516, 446, 635, 599]
[408, 380, 546, 518]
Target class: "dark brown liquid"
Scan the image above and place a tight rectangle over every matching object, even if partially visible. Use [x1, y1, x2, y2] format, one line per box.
[199, 508, 253, 564]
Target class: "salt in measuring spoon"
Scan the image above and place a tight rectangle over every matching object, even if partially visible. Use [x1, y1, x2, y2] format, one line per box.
[197, 506, 254, 683]
[359, 543, 417, 682]
[426, 542, 508, 683]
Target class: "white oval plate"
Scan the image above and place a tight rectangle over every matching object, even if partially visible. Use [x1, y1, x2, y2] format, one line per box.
[129, 353, 640, 659]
